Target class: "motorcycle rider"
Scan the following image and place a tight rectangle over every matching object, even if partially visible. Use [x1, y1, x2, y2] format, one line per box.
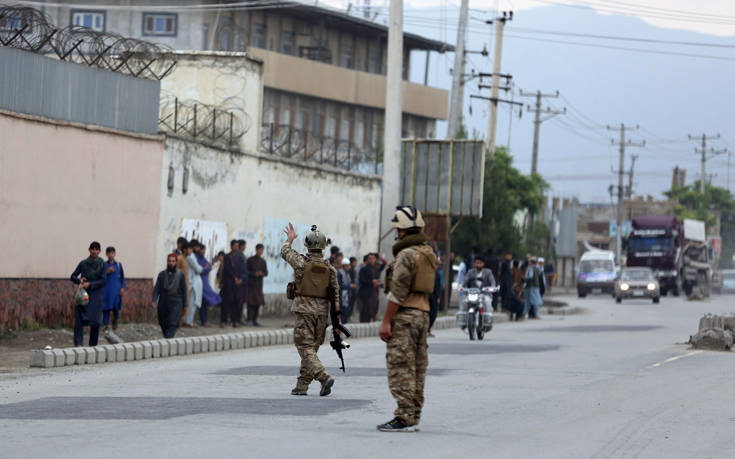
[459, 257, 496, 319]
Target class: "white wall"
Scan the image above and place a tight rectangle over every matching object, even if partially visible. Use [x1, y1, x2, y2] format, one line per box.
[160, 51, 264, 153]
[156, 138, 382, 294]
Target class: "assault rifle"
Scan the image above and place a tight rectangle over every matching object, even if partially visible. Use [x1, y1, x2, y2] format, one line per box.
[327, 285, 351, 372]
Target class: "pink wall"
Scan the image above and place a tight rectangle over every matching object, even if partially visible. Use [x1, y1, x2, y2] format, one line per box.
[0, 112, 164, 279]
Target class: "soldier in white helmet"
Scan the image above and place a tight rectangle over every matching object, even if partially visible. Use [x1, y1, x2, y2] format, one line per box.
[281, 223, 341, 396]
[377, 206, 438, 432]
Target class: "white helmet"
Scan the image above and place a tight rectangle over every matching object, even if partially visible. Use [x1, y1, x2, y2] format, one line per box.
[391, 206, 425, 230]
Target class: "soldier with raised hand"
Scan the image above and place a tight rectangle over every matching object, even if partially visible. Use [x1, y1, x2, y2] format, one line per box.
[282, 222, 340, 396]
[378, 206, 438, 432]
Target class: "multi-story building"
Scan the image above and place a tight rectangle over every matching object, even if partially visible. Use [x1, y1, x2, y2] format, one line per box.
[41, 1, 452, 166]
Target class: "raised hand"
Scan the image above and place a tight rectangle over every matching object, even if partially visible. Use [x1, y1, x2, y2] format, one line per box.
[283, 222, 298, 243]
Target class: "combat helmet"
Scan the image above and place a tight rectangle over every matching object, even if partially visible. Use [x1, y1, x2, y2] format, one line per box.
[391, 205, 425, 230]
[304, 225, 330, 251]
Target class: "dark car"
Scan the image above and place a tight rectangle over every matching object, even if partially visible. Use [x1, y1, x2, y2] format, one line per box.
[615, 267, 660, 303]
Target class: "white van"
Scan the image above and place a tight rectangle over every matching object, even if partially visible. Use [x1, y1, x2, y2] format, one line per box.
[577, 251, 617, 297]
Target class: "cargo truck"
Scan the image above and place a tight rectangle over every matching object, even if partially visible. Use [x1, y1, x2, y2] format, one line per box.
[626, 216, 711, 297]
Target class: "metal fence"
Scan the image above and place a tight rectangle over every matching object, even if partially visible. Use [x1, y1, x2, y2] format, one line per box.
[260, 123, 382, 174]
[0, 5, 176, 80]
[159, 95, 246, 148]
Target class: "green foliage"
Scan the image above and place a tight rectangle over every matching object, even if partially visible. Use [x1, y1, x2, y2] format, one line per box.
[451, 147, 550, 259]
[664, 180, 735, 268]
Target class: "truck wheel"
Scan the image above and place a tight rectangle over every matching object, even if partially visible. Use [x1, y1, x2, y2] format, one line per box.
[615, 296, 622, 304]
[660, 287, 668, 297]
[653, 297, 660, 304]
[578, 289, 587, 298]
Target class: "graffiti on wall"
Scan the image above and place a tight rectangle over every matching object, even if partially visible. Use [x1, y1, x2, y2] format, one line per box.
[232, 230, 260, 257]
[181, 218, 228, 262]
[262, 217, 311, 294]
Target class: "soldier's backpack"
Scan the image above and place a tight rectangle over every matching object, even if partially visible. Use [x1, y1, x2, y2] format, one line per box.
[411, 246, 438, 294]
[295, 259, 331, 298]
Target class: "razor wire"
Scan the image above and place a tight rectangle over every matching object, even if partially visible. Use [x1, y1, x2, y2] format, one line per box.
[0, 5, 176, 80]
[159, 92, 248, 148]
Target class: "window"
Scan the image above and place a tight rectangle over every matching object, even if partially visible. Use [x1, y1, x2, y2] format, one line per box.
[252, 23, 267, 48]
[367, 44, 380, 73]
[340, 42, 353, 69]
[71, 10, 105, 32]
[142, 13, 177, 37]
[311, 112, 323, 136]
[282, 31, 295, 55]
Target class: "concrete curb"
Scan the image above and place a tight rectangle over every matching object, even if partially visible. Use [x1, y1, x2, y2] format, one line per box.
[28, 304, 582, 368]
[28, 316, 455, 368]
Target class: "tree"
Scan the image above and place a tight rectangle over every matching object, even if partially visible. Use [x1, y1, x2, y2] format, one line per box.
[665, 180, 735, 269]
[451, 147, 549, 259]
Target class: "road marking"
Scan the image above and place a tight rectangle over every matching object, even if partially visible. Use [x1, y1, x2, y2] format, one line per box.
[648, 350, 702, 368]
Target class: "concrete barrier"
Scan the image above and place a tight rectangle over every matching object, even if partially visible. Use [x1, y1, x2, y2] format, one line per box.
[690, 313, 735, 351]
[63, 348, 76, 366]
[28, 317, 460, 368]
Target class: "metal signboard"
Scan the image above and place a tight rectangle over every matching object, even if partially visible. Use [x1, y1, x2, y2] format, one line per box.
[399, 139, 485, 217]
[555, 207, 578, 258]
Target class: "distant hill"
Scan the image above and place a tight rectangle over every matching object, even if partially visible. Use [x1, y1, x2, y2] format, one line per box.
[405, 5, 735, 201]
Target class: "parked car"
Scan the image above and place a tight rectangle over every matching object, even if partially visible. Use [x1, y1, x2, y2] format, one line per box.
[615, 267, 660, 303]
[722, 269, 735, 294]
[577, 250, 617, 297]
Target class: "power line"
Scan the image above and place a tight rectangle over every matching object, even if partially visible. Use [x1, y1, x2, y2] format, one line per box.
[526, 0, 735, 26]
[584, 0, 735, 22]
[503, 34, 735, 62]
[505, 26, 735, 49]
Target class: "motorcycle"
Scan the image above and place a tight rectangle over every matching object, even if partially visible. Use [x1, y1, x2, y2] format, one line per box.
[456, 282, 499, 340]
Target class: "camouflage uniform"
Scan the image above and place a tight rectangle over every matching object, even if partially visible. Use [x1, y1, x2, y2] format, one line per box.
[281, 241, 340, 391]
[386, 243, 434, 426]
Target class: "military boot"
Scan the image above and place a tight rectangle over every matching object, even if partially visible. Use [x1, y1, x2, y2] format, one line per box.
[377, 417, 419, 432]
[291, 387, 308, 396]
[319, 377, 335, 396]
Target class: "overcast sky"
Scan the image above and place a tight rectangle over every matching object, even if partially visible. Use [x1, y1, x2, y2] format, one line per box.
[313, 0, 735, 202]
[318, 0, 735, 37]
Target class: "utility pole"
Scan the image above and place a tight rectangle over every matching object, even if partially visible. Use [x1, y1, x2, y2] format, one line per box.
[379, 0, 403, 259]
[608, 124, 645, 266]
[728, 151, 732, 194]
[626, 154, 638, 198]
[689, 133, 726, 194]
[485, 11, 512, 162]
[446, 0, 469, 139]
[519, 89, 565, 175]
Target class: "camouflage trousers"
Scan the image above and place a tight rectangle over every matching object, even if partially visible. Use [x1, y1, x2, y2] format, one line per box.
[386, 307, 429, 425]
[293, 312, 329, 389]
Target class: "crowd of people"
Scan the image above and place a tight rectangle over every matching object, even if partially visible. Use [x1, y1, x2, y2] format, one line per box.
[456, 248, 556, 321]
[68, 237, 553, 347]
[157, 237, 269, 338]
[69, 238, 270, 345]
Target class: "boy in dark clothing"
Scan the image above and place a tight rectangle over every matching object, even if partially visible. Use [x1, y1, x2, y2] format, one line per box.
[70, 241, 107, 346]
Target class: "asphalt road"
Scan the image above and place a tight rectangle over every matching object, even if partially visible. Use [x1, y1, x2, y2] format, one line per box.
[1, 294, 734, 459]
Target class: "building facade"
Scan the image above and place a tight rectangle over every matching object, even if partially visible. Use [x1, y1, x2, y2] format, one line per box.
[41, 1, 452, 168]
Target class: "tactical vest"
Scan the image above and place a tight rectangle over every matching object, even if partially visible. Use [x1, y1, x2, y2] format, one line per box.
[385, 245, 438, 295]
[411, 246, 438, 293]
[295, 259, 331, 298]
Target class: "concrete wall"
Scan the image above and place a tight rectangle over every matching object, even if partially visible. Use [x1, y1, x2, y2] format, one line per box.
[0, 46, 160, 134]
[0, 111, 165, 278]
[156, 137, 381, 305]
[0, 111, 165, 330]
[160, 51, 264, 153]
